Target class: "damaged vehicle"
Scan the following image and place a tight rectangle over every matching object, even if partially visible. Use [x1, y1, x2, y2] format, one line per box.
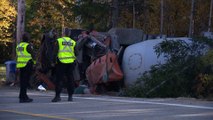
[35, 28, 198, 95]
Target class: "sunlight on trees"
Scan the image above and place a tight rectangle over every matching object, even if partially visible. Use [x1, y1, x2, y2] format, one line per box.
[0, 0, 16, 43]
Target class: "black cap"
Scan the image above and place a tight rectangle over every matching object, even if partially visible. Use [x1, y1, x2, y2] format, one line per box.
[64, 28, 71, 37]
[22, 32, 30, 42]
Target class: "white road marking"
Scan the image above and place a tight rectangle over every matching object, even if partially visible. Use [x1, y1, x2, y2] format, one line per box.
[10, 92, 213, 110]
[174, 112, 213, 117]
[74, 96, 213, 110]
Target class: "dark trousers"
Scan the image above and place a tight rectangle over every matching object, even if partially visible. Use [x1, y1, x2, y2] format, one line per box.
[19, 62, 33, 99]
[54, 62, 75, 97]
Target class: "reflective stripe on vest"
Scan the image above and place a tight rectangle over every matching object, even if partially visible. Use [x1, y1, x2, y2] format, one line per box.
[16, 42, 32, 68]
[57, 37, 76, 63]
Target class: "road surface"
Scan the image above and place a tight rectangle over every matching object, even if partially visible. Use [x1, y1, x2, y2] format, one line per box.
[0, 86, 213, 120]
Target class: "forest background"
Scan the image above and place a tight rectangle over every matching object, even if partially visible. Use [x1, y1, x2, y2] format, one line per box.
[0, 0, 212, 63]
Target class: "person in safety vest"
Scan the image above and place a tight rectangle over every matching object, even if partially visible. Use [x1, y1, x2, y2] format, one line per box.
[16, 32, 36, 103]
[51, 28, 78, 102]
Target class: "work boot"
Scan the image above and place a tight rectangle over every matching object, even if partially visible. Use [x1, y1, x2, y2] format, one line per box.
[19, 98, 33, 103]
[68, 96, 73, 102]
[51, 96, 61, 102]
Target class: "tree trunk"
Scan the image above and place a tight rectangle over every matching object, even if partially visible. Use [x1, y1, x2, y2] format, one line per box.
[208, 0, 213, 32]
[17, 0, 25, 44]
[112, 0, 118, 28]
[132, 0, 135, 28]
[143, 0, 148, 33]
[160, 0, 164, 38]
[189, 0, 195, 37]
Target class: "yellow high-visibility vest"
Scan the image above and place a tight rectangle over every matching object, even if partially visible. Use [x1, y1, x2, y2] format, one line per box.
[57, 37, 76, 63]
[16, 42, 32, 68]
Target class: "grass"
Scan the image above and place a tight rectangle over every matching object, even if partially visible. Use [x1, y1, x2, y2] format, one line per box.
[0, 64, 6, 86]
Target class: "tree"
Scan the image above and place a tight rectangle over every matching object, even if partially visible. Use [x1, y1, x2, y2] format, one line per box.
[0, 0, 16, 62]
[0, 0, 16, 43]
[189, 0, 195, 37]
[111, 0, 119, 28]
[71, 0, 110, 31]
[208, 0, 213, 32]
[194, 0, 212, 34]
[163, 0, 189, 36]
[160, 0, 164, 37]
[24, 0, 77, 45]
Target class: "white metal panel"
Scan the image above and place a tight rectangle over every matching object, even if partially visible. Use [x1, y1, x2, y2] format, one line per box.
[122, 37, 192, 86]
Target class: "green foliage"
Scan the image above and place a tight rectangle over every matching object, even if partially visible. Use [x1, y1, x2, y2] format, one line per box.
[72, 0, 110, 31]
[0, 43, 13, 63]
[123, 84, 146, 98]
[194, 50, 213, 98]
[124, 37, 213, 98]
[25, 0, 77, 43]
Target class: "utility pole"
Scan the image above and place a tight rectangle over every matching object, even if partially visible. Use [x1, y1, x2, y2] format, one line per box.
[208, 0, 213, 32]
[17, 0, 25, 44]
[160, 0, 164, 38]
[189, 0, 195, 37]
[16, 0, 25, 84]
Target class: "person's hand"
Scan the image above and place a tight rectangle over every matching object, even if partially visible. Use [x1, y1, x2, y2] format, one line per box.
[16, 69, 20, 74]
[50, 62, 55, 68]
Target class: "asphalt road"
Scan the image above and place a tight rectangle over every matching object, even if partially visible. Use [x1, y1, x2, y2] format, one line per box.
[0, 86, 213, 120]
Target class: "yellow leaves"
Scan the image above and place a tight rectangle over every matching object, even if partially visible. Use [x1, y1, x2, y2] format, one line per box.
[0, 0, 17, 20]
[27, 0, 75, 29]
[0, 0, 16, 43]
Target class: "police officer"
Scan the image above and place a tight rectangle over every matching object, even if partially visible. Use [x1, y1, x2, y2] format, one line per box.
[52, 28, 78, 102]
[16, 32, 36, 103]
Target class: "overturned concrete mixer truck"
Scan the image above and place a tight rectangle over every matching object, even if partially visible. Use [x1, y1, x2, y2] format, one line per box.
[71, 28, 198, 94]
[107, 28, 196, 88]
[37, 28, 196, 94]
